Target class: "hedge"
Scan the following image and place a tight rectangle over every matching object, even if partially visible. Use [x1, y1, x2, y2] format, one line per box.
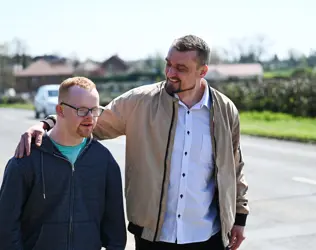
[213, 78, 316, 118]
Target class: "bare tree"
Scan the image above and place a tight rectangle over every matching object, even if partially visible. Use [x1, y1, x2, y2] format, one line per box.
[228, 34, 273, 63]
[11, 38, 28, 66]
[209, 47, 224, 64]
[0, 42, 15, 91]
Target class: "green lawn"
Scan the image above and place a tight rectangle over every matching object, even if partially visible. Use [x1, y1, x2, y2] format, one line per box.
[263, 69, 293, 79]
[240, 111, 316, 143]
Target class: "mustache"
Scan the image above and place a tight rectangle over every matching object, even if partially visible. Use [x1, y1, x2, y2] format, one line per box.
[80, 119, 94, 124]
[168, 77, 181, 82]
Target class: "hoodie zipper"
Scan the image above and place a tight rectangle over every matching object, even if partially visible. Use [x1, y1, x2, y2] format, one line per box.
[52, 139, 91, 250]
[53, 153, 74, 250]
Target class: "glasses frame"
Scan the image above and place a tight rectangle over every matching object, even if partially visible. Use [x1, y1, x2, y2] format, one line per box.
[60, 102, 104, 117]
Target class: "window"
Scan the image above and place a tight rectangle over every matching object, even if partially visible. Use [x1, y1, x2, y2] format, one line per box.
[47, 90, 58, 97]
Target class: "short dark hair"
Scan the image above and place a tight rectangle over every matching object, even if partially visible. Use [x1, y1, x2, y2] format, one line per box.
[172, 35, 210, 65]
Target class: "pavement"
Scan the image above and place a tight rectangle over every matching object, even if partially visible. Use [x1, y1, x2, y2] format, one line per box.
[0, 108, 316, 250]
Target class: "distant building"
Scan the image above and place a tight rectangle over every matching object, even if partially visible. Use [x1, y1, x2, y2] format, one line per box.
[101, 55, 129, 76]
[74, 59, 104, 77]
[14, 59, 74, 93]
[205, 63, 264, 82]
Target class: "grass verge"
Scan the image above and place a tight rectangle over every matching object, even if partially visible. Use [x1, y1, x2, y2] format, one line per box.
[240, 111, 316, 143]
[0, 103, 34, 110]
[0, 104, 315, 143]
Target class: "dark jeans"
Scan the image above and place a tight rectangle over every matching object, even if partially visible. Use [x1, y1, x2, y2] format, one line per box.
[135, 231, 228, 250]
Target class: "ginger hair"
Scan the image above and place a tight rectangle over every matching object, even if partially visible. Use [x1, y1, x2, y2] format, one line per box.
[58, 77, 96, 102]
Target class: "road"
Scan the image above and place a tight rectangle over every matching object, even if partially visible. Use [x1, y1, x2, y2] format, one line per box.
[0, 108, 316, 250]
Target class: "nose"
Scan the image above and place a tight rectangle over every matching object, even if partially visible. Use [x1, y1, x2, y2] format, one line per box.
[166, 66, 177, 78]
[85, 110, 93, 118]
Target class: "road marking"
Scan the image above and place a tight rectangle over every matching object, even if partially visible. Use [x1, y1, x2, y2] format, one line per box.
[292, 177, 316, 185]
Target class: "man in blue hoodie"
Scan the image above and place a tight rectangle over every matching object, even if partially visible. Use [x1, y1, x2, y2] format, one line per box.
[0, 77, 127, 250]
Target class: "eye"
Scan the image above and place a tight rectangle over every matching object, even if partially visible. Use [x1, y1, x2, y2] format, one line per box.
[78, 107, 87, 112]
[177, 67, 186, 72]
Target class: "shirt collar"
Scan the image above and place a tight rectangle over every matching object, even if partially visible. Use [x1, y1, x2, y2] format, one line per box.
[200, 83, 211, 109]
[175, 82, 211, 110]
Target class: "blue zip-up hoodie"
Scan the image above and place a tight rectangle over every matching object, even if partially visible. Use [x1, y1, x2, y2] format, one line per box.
[0, 134, 126, 250]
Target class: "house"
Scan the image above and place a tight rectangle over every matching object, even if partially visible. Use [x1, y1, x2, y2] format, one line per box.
[101, 54, 128, 76]
[205, 63, 264, 81]
[14, 59, 74, 93]
[74, 59, 104, 77]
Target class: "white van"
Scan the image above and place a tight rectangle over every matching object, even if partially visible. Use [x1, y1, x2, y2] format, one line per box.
[34, 84, 59, 118]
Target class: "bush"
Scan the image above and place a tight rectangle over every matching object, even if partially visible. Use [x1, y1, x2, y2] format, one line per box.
[0, 96, 28, 104]
[213, 78, 316, 118]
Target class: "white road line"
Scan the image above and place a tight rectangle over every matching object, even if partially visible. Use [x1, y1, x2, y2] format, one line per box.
[292, 177, 316, 185]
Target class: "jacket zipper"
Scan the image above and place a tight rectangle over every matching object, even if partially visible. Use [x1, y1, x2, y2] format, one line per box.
[52, 140, 91, 250]
[153, 102, 175, 241]
[210, 106, 226, 240]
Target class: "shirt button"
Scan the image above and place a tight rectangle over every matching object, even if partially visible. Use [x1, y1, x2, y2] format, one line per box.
[180, 194, 183, 198]
[184, 152, 187, 156]
[178, 214, 181, 218]
[187, 111, 190, 114]
[187, 131, 190, 135]
[182, 173, 185, 177]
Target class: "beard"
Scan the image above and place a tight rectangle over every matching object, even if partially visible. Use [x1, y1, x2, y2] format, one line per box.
[76, 124, 94, 138]
[166, 78, 182, 94]
[165, 78, 195, 94]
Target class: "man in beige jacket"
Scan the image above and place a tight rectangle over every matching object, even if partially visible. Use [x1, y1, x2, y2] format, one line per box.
[15, 35, 249, 250]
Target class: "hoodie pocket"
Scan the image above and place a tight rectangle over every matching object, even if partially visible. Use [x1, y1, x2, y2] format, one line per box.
[72, 221, 102, 250]
[32, 223, 68, 250]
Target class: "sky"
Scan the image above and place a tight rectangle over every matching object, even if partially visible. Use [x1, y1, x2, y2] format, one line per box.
[1, 0, 315, 62]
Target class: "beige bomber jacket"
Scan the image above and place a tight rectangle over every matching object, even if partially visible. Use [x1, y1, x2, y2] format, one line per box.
[45, 81, 249, 247]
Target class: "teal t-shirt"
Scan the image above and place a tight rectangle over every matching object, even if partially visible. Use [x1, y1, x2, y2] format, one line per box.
[51, 138, 87, 164]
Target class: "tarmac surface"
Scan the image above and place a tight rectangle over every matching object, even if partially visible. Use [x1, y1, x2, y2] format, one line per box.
[1, 108, 315, 250]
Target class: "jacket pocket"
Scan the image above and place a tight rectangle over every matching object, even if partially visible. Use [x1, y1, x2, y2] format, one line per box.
[32, 223, 68, 250]
[72, 221, 102, 250]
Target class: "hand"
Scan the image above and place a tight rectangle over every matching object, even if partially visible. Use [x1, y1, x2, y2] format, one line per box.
[14, 122, 46, 158]
[229, 225, 245, 250]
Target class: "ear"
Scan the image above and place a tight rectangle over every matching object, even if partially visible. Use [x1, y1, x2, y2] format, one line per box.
[56, 104, 64, 118]
[200, 65, 208, 78]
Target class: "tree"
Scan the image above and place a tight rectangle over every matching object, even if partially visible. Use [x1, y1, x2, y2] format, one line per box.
[228, 34, 273, 63]
[0, 43, 15, 91]
[287, 48, 303, 68]
[209, 47, 224, 64]
[11, 38, 29, 68]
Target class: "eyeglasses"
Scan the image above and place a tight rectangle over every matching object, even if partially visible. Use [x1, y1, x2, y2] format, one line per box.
[60, 102, 104, 117]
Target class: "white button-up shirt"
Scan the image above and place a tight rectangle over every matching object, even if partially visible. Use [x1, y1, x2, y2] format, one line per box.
[159, 85, 220, 244]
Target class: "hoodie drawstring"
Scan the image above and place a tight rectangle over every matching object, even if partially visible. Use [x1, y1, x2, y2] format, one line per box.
[40, 152, 46, 199]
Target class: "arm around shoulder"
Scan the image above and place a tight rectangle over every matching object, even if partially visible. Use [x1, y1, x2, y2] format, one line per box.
[93, 90, 138, 140]
[101, 154, 126, 250]
[42, 114, 57, 131]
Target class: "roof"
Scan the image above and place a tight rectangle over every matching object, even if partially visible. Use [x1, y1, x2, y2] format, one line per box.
[101, 54, 128, 70]
[14, 59, 74, 77]
[205, 63, 263, 79]
[75, 59, 100, 72]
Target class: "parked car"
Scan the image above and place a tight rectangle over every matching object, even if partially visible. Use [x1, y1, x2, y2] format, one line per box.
[34, 84, 59, 118]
